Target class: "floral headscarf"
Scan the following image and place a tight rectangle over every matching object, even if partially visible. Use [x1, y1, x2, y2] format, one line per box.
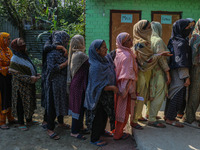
[133, 20, 159, 71]
[192, 19, 200, 35]
[0, 32, 10, 51]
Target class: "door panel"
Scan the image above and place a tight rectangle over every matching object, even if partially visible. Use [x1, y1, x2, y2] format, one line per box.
[110, 10, 141, 51]
[152, 11, 182, 45]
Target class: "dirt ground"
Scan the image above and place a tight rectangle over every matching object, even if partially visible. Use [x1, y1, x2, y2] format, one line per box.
[0, 99, 136, 150]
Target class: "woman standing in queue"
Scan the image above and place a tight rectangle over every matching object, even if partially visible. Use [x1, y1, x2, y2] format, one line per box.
[67, 35, 90, 140]
[148, 21, 171, 128]
[84, 39, 118, 146]
[185, 19, 200, 128]
[165, 19, 192, 127]
[114, 32, 137, 139]
[9, 38, 40, 131]
[0, 32, 16, 129]
[131, 20, 171, 129]
[45, 31, 69, 140]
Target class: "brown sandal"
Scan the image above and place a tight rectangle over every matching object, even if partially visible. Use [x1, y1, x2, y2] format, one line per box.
[130, 122, 144, 130]
[166, 120, 184, 128]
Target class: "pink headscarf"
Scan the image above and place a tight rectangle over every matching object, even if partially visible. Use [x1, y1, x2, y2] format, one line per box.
[115, 32, 138, 81]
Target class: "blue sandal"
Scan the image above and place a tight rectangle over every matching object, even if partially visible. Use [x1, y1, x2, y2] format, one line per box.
[18, 126, 28, 131]
[90, 140, 107, 147]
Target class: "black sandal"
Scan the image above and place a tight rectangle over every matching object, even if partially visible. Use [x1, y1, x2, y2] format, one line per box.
[49, 133, 60, 140]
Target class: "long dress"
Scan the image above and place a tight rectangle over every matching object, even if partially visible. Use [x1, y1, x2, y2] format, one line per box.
[46, 50, 68, 117]
[0, 32, 14, 125]
[166, 19, 192, 121]
[10, 55, 37, 120]
[185, 19, 200, 123]
[84, 40, 116, 142]
[149, 36, 169, 122]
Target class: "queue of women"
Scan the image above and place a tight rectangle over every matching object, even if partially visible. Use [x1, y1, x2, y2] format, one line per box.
[0, 18, 200, 146]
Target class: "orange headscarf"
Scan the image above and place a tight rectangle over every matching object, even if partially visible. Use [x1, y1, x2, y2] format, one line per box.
[0, 32, 13, 76]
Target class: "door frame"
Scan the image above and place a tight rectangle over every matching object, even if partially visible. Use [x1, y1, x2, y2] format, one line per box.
[109, 10, 141, 51]
[151, 11, 182, 21]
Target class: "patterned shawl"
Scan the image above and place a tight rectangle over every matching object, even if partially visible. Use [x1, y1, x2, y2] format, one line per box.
[67, 35, 88, 92]
[190, 18, 200, 65]
[0, 32, 12, 76]
[133, 20, 158, 71]
[84, 40, 116, 110]
[10, 38, 37, 76]
[168, 19, 192, 69]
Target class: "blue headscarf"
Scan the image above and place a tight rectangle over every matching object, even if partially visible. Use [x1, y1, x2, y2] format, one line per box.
[168, 19, 192, 69]
[84, 39, 116, 110]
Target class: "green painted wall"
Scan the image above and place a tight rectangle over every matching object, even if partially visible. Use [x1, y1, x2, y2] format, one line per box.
[85, 0, 200, 52]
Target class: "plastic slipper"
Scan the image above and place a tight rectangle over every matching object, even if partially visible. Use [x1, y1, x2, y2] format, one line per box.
[90, 140, 107, 147]
[103, 130, 113, 137]
[114, 133, 130, 140]
[130, 122, 144, 130]
[166, 121, 184, 128]
[18, 126, 29, 131]
[0, 124, 10, 130]
[148, 121, 166, 128]
[49, 133, 60, 140]
[184, 121, 200, 129]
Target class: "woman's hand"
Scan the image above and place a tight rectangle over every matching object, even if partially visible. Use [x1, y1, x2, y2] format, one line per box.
[159, 51, 173, 57]
[184, 77, 190, 87]
[166, 71, 171, 85]
[59, 60, 68, 69]
[31, 76, 40, 83]
[112, 86, 119, 94]
[104, 85, 119, 93]
[56, 45, 68, 56]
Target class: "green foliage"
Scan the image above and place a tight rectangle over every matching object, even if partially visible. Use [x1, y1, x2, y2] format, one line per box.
[0, 0, 85, 37]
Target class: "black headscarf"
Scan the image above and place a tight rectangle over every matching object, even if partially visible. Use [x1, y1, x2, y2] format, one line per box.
[168, 19, 192, 69]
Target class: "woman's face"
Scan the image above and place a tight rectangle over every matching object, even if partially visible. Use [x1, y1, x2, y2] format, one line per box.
[96, 41, 108, 57]
[145, 22, 151, 30]
[185, 22, 195, 29]
[123, 36, 133, 48]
